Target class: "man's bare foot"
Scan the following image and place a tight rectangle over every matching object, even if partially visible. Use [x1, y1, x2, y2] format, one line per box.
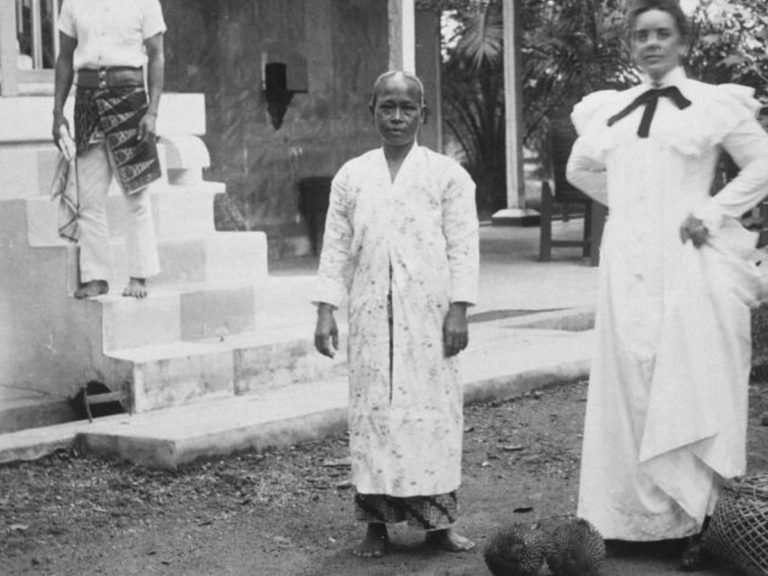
[74, 280, 109, 299]
[425, 528, 476, 552]
[122, 277, 148, 299]
[352, 523, 389, 558]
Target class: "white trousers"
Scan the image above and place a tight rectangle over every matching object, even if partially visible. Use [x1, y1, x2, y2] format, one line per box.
[76, 140, 160, 282]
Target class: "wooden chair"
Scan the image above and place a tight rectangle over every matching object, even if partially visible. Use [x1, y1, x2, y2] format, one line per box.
[538, 124, 607, 267]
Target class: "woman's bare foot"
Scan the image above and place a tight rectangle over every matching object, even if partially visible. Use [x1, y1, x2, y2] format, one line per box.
[74, 280, 109, 299]
[425, 528, 476, 552]
[352, 523, 389, 558]
[122, 277, 148, 299]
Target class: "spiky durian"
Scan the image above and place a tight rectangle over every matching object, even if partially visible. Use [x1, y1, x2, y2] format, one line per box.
[484, 522, 547, 576]
[544, 517, 606, 576]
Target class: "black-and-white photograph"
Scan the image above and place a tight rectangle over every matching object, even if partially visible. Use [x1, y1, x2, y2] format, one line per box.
[1, 1, 767, 574]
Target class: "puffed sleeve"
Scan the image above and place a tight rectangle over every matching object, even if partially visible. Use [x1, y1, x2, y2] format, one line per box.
[571, 90, 619, 138]
[314, 165, 353, 308]
[693, 84, 768, 232]
[442, 160, 479, 305]
[566, 90, 617, 206]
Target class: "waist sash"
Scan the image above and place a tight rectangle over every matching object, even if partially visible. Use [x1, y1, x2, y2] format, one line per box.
[74, 86, 161, 194]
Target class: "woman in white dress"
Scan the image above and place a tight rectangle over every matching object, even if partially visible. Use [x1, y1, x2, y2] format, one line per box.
[567, 0, 768, 570]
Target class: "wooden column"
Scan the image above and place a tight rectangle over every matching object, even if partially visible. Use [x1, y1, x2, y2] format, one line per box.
[0, 0, 19, 96]
[388, 0, 416, 73]
[31, 0, 43, 69]
[415, 8, 442, 151]
[492, 0, 539, 225]
[503, 0, 523, 209]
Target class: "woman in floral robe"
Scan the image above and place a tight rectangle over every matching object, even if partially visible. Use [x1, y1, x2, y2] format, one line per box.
[314, 71, 479, 557]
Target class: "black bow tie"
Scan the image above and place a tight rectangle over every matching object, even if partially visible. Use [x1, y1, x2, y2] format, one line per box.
[606, 86, 692, 138]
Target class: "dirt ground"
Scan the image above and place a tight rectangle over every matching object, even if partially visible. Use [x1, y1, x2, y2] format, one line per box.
[2, 380, 768, 576]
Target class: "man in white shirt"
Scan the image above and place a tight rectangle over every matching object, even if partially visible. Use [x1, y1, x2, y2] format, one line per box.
[52, 0, 166, 298]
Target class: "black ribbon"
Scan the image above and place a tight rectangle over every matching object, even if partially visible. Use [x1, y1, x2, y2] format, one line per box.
[606, 86, 692, 138]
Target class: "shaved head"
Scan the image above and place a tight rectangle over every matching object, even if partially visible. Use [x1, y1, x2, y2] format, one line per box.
[370, 70, 426, 110]
[369, 70, 427, 150]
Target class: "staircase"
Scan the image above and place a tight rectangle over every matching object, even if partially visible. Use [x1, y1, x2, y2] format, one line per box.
[0, 94, 340, 435]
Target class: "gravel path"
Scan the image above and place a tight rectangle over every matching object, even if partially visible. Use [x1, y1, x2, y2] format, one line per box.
[2, 379, 767, 576]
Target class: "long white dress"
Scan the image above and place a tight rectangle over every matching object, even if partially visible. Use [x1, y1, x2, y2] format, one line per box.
[316, 144, 479, 497]
[567, 67, 768, 540]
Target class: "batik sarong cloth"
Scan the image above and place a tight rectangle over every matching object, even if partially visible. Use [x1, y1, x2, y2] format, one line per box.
[354, 490, 458, 530]
[74, 85, 162, 194]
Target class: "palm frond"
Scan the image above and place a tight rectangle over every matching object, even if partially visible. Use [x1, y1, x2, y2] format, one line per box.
[453, 4, 504, 73]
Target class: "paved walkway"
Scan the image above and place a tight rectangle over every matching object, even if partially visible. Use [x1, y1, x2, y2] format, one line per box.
[270, 220, 601, 315]
[0, 220, 601, 467]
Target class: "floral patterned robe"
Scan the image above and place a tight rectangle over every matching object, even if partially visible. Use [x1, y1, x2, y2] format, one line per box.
[316, 145, 479, 497]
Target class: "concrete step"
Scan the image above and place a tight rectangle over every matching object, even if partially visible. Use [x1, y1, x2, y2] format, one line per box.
[6, 226, 269, 298]
[0, 315, 343, 433]
[26, 181, 224, 247]
[0, 392, 77, 435]
[116, 231, 268, 288]
[0, 143, 61, 201]
[0, 226, 319, 433]
[0, 320, 595, 467]
[0, 304, 589, 437]
[0, 316, 345, 432]
[105, 326, 349, 413]
[20, 230, 269, 292]
[91, 274, 317, 352]
[90, 283, 256, 352]
[0, 377, 349, 466]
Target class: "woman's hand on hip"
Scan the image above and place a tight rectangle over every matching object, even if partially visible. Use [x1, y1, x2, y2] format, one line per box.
[679, 214, 710, 248]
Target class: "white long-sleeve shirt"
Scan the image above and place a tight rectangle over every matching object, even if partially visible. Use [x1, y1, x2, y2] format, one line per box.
[58, 0, 166, 70]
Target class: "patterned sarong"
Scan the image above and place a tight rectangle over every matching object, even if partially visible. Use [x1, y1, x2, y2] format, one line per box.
[74, 86, 162, 194]
[354, 490, 458, 530]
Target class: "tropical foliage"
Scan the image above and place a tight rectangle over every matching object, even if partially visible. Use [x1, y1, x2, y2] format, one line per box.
[518, 0, 633, 175]
[442, 0, 768, 212]
[443, 0, 633, 211]
[688, 0, 768, 101]
[416, 0, 490, 12]
[442, 3, 506, 210]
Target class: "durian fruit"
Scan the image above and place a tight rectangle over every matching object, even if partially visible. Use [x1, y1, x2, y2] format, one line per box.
[544, 517, 606, 576]
[484, 522, 547, 576]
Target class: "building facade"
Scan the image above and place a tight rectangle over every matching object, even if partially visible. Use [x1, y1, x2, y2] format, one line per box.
[0, 0, 443, 433]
